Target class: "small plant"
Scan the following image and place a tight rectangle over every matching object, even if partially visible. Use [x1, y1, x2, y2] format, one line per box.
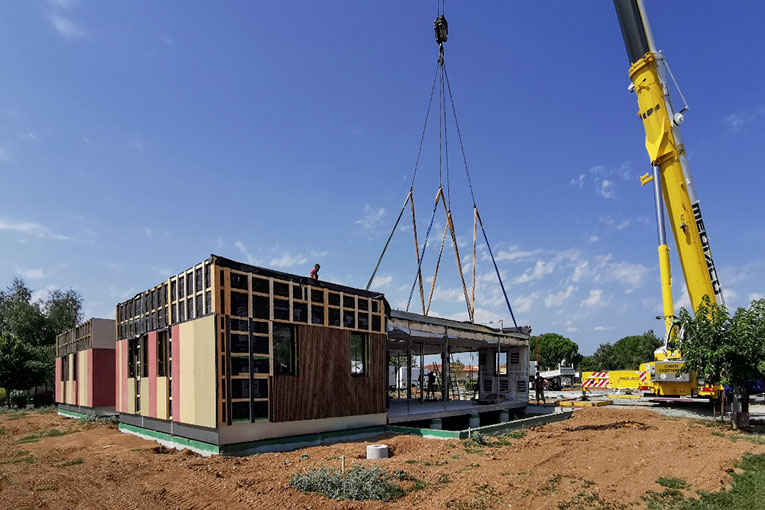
[471, 432, 487, 445]
[290, 465, 418, 501]
[59, 458, 84, 467]
[657, 477, 688, 490]
[17, 428, 71, 444]
[405, 459, 419, 464]
[539, 474, 563, 495]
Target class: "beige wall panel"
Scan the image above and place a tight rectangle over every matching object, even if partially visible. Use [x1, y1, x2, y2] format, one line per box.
[127, 378, 136, 414]
[77, 350, 89, 406]
[140, 378, 150, 417]
[192, 315, 217, 428]
[178, 321, 196, 424]
[156, 377, 169, 420]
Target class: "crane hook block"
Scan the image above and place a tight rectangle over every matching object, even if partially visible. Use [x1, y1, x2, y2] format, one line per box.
[434, 15, 448, 45]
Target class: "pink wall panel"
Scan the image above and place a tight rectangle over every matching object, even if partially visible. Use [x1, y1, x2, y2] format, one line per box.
[91, 349, 116, 408]
[171, 324, 180, 422]
[87, 349, 94, 407]
[121, 340, 129, 413]
[54, 357, 62, 404]
[148, 331, 157, 418]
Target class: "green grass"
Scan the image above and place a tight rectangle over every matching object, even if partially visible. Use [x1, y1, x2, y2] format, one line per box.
[16, 428, 71, 444]
[657, 477, 689, 490]
[58, 458, 83, 467]
[642, 454, 765, 509]
[0, 425, 7, 436]
[34, 485, 57, 492]
[0, 450, 35, 465]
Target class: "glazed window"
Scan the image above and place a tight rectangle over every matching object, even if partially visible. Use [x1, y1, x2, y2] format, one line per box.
[273, 324, 297, 375]
[350, 332, 367, 376]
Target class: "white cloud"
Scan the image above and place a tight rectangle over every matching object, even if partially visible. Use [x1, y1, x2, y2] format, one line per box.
[493, 246, 542, 263]
[0, 218, 70, 240]
[144, 227, 153, 237]
[31, 285, 58, 304]
[234, 241, 259, 265]
[309, 250, 328, 257]
[594, 326, 614, 331]
[571, 261, 589, 283]
[151, 266, 170, 277]
[599, 179, 616, 199]
[566, 327, 578, 333]
[749, 293, 764, 302]
[674, 287, 691, 311]
[598, 260, 650, 288]
[20, 268, 47, 280]
[356, 205, 385, 230]
[48, 0, 79, 9]
[0, 145, 13, 162]
[108, 286, 136, 301]
[582, 289, 604, 308]
[722, 107, 764, 132]
[513, 260, 556, 284]
[269, 252, 308, 269]
[588, 233, 599, 242]
[512, 292, 538, 314]
[545, 285, 574, 308]
[371, 275, 392, 288]
[50, 15, 88, 40]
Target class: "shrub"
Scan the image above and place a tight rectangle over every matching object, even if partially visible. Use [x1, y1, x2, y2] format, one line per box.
[33, 391, 54, 408]
[290, 465, 408, 501]
[12, 394, 27, 409]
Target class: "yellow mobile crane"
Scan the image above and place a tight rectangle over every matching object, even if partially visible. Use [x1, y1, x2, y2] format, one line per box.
[611, 0, 725, 402]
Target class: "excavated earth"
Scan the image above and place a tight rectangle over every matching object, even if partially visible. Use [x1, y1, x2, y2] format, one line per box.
[1, 407, 763, 509]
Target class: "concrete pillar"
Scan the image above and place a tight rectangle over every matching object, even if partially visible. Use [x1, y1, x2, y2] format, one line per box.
[430, 418, 442, 430]
[469, 413, 480, 428]
[406, 342, 412, 401]
[500, 410, 510, 423]
[419, 342, 424, 403]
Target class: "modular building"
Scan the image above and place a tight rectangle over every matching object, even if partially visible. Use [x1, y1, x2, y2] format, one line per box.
[114, 255, 389, 455]
[55, 318, 117, 417]
[114, 254, 530, 455]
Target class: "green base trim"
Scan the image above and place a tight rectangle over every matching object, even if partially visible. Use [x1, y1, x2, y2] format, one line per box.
[58, 408, 89, 420]
[119, 423, 220, 455]
[387, 425, 462, 439]
[219, 425, 387, 454]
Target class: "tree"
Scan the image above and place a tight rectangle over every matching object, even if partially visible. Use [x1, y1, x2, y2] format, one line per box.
[578, 332, 662, 372]
[532, 333, 583, 371]
[0, 278, 82, 401]
[678, 297, 765, 429]
[610, 331, 662, 370]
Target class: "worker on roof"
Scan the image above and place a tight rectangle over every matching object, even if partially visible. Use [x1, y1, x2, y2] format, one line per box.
[535, 373, 546, 405]
[310, 264, 320, 280]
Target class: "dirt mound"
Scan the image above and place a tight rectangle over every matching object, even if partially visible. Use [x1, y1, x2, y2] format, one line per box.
[0, 407, 763, 509]
[564, 420, 654, 431]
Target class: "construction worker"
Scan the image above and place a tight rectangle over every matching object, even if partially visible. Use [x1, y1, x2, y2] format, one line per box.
[310, 264, 320, 280]
[427, 370, 436, 400]
[535, 374, 546, 405]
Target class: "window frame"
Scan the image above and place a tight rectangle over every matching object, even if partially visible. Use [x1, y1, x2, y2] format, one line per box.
[350, 332, 368, 376]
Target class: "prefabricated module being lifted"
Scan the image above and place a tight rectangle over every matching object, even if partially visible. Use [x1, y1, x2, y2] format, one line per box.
[608, 0, 725, 401]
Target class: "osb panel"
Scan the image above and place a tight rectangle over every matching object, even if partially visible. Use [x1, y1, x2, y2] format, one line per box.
[272, 325, 386, 422]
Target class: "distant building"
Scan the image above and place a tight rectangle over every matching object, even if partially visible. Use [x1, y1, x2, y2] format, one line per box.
[55, 318, 116, 417]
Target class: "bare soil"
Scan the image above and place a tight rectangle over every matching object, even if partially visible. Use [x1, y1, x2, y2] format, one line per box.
[1, 407, 763, 509]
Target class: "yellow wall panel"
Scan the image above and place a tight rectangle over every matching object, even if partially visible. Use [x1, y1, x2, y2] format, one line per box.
[179, 321, 195, 424]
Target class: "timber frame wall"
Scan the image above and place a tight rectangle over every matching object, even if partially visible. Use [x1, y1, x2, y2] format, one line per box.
[115, 254, 388, 437]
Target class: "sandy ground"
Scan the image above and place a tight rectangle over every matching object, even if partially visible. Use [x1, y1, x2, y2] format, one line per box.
[1, 407, 764, 509]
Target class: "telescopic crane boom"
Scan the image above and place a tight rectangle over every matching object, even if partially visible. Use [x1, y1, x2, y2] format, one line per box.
[612, 0, 725, 398]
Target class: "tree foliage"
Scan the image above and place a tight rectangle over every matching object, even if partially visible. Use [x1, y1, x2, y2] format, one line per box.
[678, 296, 765, 397]
[0, 277, 82, 399]
[579, 331, 662, 371]
[531, 333, 583, 371]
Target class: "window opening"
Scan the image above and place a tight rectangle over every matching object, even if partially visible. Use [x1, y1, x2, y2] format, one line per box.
[273, 324, 297, 375]
[350, 332, 367, 376]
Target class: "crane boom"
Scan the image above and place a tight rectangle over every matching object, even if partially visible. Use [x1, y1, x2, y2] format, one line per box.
[613, 0, 724, 341]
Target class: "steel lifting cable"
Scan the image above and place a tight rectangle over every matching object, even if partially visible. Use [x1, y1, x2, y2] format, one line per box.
[443, 61, 519, 328]
[366, 64, 439, 291]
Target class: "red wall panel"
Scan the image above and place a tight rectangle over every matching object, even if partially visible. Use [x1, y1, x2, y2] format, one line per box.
[91, 349, 116, 408]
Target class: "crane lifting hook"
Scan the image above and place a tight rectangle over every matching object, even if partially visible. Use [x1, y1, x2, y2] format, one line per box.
[434, 15, 448, 63]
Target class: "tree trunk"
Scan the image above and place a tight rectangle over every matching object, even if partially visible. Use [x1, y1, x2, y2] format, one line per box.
[731, 392, 750, 430]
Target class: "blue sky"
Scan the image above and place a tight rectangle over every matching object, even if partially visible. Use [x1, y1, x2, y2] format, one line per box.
[1, 1, 763, 355]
